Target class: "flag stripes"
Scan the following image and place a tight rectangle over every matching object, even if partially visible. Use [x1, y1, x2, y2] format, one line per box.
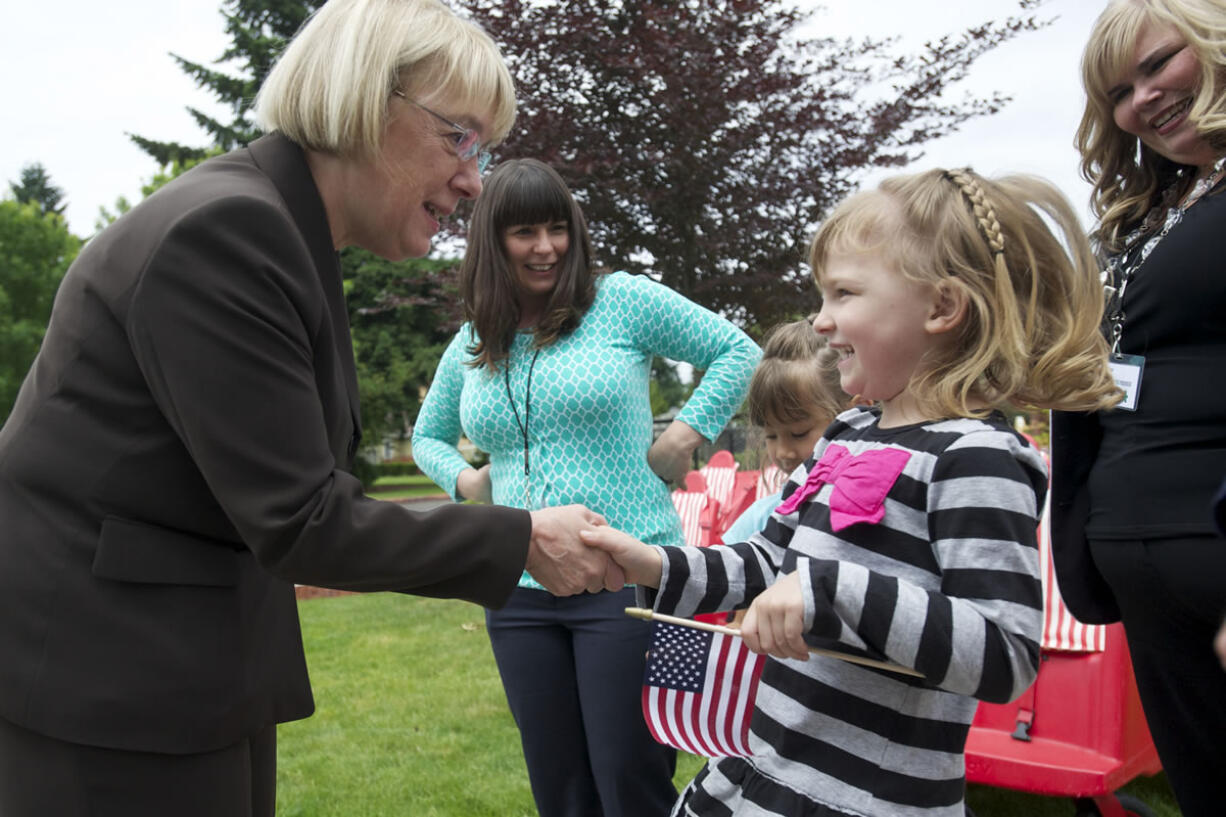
[642, 622, 765, 757]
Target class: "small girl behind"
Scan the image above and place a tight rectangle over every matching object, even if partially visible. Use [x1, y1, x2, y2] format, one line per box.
[720, 319, 849, 547]
[583, 168, 1120, 817]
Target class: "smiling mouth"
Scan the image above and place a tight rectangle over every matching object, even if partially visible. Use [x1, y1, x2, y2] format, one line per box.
[1152, 98, 1192, 130]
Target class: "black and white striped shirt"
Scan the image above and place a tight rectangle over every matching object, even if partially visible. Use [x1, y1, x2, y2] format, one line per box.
[654, 408, 1045, 817]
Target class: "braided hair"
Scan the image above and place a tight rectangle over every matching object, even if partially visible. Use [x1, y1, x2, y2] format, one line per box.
[808, 167, 1120, 419]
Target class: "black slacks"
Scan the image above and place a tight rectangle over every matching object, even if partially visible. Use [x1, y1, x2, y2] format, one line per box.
[486, 586, 678, 817]
[0, 716, 276, 817]
[1090, 536, 1226, 817]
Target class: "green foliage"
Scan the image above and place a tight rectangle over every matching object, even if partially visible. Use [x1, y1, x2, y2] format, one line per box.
[284, 592, 1181, 817]
[8, 163, 66, 217]
[343, 250, 465, 457]
[0, 200, 80, 421]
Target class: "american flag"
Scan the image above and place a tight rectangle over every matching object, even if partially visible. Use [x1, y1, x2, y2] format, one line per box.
[641, 620, 765, 758]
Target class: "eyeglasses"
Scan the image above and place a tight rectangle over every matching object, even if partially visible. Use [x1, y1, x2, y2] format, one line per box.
[393, 90, 492, 173]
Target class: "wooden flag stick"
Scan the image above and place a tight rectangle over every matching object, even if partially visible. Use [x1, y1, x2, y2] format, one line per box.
[626, 607, 923, 678]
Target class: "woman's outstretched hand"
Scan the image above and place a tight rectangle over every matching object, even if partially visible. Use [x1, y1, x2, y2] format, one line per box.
[579, 526, 664, 588]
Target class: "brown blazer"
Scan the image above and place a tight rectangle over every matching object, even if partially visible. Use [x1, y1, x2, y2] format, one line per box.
[0, 134, 529, 754]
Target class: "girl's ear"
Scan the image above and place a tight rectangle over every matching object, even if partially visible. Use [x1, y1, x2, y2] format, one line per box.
[925, 280, 968, 335]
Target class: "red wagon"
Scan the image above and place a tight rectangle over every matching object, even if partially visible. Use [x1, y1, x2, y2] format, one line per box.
[964, 492, 1163, 817]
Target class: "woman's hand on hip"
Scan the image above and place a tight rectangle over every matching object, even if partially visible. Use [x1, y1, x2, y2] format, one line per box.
[456, 464, 492, 504]
[648, 420, 705, 485]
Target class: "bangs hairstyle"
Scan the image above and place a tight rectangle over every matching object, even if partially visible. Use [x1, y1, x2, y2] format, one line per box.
[460, 159, 597, 370]
[255, 0, 516, 159]
[1076, 0, 1226, 251]
[809, 168, 1121, 420]
[748, 318, 847, 430]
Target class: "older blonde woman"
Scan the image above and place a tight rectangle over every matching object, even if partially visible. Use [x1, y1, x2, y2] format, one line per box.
[1051, 1, 1226, 813]
[0, 1, 613, 814]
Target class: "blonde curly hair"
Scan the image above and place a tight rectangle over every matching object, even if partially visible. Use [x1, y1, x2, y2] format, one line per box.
[809, 168, 1121, 421]
[1076, 0, 1226, 251]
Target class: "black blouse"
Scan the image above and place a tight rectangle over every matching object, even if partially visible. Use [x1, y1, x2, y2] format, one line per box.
[1085, 185, 1226, 540]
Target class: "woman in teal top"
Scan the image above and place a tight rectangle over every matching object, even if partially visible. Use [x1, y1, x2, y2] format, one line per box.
[412, 159, 758, 817]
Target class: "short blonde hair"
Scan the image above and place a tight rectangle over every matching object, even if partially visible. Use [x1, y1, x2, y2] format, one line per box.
[255, 0, 516, 159]
[747, 318, 848, 429]
[809, 168, 1121, 420]
[1076, 0, 1226, 250]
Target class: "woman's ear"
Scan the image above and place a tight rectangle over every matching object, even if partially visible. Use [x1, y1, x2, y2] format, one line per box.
[925, 280, 968, 335]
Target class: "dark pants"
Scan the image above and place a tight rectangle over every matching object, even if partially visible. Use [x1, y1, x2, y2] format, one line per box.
[1090, 536, 1226, 817]
[0, 716, 276, 817]
[486, 586, 677, 817]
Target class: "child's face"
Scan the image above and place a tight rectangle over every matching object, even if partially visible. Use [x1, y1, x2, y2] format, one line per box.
[763, 415, 827, 477]
[813, 251, 940, 427]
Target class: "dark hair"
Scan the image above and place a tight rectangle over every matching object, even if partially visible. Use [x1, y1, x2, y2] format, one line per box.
[747, 318, 848, 428]
[459, 158, 597, 369]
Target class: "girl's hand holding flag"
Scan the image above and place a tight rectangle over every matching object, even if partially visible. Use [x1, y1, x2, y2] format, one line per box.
[739, 572, 810, 661]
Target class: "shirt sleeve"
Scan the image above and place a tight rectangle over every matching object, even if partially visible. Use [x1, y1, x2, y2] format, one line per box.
[411, 330, 477, 502]
[610, 272, 760, 441]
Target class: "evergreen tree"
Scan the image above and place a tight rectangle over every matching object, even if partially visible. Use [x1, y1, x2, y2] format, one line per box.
[9, 163, 67, 218]
[129, 0, 314, 165]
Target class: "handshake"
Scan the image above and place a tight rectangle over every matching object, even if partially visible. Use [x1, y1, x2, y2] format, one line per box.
[528, 505, 812, 663]
[525, 505, 663, 596]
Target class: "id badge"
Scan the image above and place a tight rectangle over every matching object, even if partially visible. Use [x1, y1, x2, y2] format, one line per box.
[1108, 353, 1145, 411]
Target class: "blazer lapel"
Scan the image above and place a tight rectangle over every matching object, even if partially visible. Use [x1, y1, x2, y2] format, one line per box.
[247, 134, 363, 455]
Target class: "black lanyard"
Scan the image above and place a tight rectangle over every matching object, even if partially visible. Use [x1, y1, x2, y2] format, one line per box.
[503, 347, 542, 478]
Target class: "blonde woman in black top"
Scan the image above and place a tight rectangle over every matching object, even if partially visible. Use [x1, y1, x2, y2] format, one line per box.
[1052, 2, 1226, 813]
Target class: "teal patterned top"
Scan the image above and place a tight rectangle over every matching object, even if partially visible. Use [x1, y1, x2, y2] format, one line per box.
[412, 271, 760, 590]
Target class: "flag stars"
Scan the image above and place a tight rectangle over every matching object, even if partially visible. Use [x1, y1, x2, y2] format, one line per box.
[646, 624, 711, 693]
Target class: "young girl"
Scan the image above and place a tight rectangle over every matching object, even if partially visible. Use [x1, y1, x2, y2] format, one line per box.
[719, 319, 849, 548]
[582, 168, 1120, 817]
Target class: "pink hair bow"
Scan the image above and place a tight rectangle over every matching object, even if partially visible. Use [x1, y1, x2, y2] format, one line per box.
[775, 444, 911, 531]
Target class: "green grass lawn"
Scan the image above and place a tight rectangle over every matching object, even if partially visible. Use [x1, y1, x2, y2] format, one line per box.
[366, 474, 447, 502]
[279, 593, 1180, 816]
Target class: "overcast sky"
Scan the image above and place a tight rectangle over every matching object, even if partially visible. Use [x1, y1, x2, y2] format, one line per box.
[2, 0, 1105, 237]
